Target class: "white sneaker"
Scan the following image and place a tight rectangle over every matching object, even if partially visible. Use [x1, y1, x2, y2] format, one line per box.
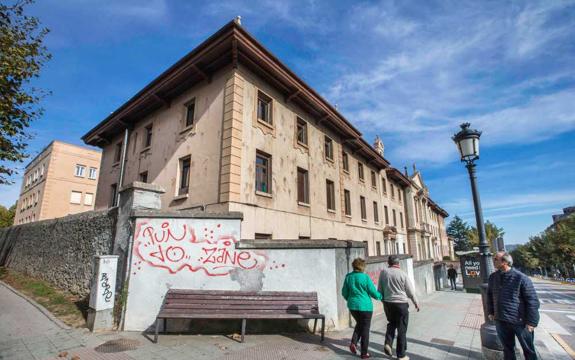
[384, 344, 393, 356]
[398, 356, 410, 360]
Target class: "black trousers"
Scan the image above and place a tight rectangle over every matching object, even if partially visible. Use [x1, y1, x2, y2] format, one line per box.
[350, 310, 373, 356]
[383, 302, 409, 358]
[449, 277, 457, 289]
[495, 321, 537, 360]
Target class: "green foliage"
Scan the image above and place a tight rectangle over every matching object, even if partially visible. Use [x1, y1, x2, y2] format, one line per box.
[512, 216, 575, 276]
[467, 221, 505, 252]
[0, 203, 16, 227]
[0, 0, 51, 184]
[447, 215, 472, 251]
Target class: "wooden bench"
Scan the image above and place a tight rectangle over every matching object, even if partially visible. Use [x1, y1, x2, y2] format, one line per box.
[154, 289, 325, 343]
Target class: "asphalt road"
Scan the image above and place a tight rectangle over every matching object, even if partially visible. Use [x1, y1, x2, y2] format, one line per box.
[533, 278, 575, 357]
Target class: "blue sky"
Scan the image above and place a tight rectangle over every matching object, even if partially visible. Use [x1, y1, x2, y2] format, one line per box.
[2, 0, 575, 245]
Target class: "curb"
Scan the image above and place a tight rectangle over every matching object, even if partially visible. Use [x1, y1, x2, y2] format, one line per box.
[0, 280, 71, 330]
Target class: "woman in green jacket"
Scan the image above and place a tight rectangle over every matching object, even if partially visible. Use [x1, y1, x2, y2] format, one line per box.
[342, 258, 382, 359]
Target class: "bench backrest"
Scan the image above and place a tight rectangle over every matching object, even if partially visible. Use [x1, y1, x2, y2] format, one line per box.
[161, 289, 320, 316]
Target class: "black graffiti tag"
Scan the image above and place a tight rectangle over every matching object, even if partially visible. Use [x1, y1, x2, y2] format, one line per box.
[100, 273, 113, 303]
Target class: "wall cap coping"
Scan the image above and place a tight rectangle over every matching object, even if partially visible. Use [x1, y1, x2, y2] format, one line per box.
[131, 210, 244, 220]
[366, 254, 412, 264]
[237, 239, 365, 249]
[120, 181, 166, 194]
[413, 259, 435, 267]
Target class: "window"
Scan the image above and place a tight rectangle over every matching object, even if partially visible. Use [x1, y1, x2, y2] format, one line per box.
[296, 117, 307, 145]
[179, 156, 191, 195]
[376, 242, 381, 256]
[371, 170, 377, 188]
[391, 183, 395, 199]
[373, 201, 379, 223]
[255, 233, 272, 240]
[139, 171, 148, 183]
[385, 206, 389, 225]
[186, 99, 196, 127]
[40, 164, 45, 177]
[297, 168, 309, 204]
[257, 91, 272, 125]
[114, 142, 122, 163]
[382, 177, 387, 194]
[326, 179, 335, 211]
[360, 196, 366, 220]
[144, 124, 153, 148]
[88, 167, 97, 180]
[74, 164, 85, 177]
[255, 151, 271, 194]
[110, 184, 118, 206]
[70, 191, 82, 204]
[84, 193, 94, 206]
[363, 241, 369, 256]
[358, 162, 364, 181]
[400, 212, 404, 228]
[393, 209, 397, 226]
[324, 136, 333, 161]
[398, 188, 402, 202]
[344, 189, 351, 216]
[342, 152, 349, 172]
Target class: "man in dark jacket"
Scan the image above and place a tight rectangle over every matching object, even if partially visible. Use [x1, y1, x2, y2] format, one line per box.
[487, 251, 540, 360]
[447, 265, 457, 290]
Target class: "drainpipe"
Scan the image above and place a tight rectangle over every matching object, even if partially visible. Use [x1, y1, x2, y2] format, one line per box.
[115, 127, 130, 207]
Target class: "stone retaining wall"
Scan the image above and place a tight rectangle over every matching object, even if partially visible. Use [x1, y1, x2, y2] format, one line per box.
[0, 209, 117, 296]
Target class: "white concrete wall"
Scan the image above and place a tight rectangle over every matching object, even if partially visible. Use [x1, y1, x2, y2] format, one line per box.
[124, 217, 341, 331]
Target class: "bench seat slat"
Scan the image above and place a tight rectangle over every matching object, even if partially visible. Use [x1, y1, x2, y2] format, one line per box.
[164, 304, 318, 310]
[167, 290, 315, 297]
[166, 295, 317, 301]
[165, 299, 317, 306]
[157, 313, 324, 319]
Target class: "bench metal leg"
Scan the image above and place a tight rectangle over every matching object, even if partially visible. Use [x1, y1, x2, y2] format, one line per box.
[320, 318, 325, 342]
[313, 319, 317, 334]
[154, 318, 160, 344]
[241, 319, 246, 343]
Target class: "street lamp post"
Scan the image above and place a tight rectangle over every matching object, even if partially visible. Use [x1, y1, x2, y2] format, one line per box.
[452, 123, 502, 358]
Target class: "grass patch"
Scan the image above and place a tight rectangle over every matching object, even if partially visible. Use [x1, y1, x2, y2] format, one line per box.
[0, 267, 88, 328]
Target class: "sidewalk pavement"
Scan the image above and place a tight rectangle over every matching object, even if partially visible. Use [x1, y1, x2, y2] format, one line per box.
[0, 281, 571, 360]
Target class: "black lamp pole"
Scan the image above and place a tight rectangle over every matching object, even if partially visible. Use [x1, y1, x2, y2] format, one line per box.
[465, 161, 495, 282]
[453, 123, 502, 357]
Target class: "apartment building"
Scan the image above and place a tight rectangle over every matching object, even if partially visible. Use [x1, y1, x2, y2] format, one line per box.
[82, 19, 449, 258]
[13, 141, 102, 225]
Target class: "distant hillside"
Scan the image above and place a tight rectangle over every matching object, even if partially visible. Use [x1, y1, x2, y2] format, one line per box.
[506, 244, 520, 252]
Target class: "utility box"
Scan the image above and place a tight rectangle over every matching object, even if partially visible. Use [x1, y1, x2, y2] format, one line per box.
[87, 255, 118, 331]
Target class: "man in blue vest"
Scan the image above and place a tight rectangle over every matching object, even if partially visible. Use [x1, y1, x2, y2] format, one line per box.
[487, 251, 540, 360]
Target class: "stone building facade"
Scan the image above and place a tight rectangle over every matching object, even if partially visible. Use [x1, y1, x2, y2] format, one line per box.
[13, 141, 102, 225]
[83, 20, 449, 259]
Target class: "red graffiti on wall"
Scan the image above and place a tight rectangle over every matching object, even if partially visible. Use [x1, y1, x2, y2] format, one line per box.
[132, 221, 267, 276]
[366, 270, 380, 286]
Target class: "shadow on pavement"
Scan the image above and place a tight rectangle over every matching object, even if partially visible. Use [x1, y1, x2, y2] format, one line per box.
[371, 330, 482, 359]
[284, 332, 386, 358]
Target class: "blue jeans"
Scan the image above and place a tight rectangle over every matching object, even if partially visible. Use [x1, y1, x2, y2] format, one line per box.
[495, 321, 537, 360]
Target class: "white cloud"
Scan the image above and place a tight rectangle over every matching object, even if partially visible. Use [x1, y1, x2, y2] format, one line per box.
[325, 0, 575, 165]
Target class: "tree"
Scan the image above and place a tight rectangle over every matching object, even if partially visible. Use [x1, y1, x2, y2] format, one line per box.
[0, 0, 51, 184]
[467, 220, 505, 252]
[0, 203, 16, 227]
[447, 215, 471, 252]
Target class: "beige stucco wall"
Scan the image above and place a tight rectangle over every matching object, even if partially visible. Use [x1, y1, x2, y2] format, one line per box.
[14, 141, 101, 224]
[95, 66, 232, 211]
